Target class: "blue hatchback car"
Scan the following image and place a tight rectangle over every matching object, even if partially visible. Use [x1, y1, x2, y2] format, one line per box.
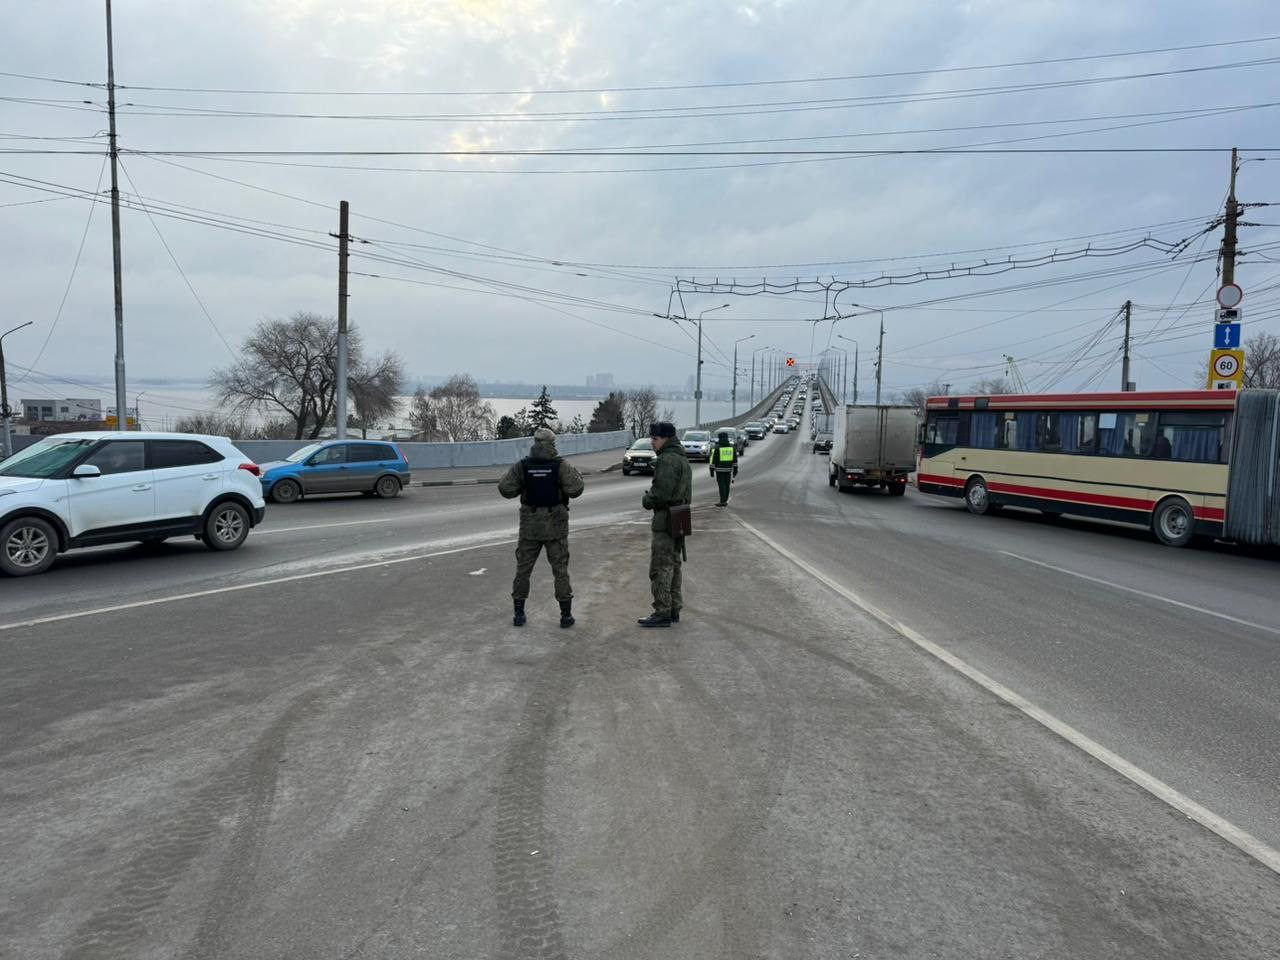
[259, 440, 412, 503]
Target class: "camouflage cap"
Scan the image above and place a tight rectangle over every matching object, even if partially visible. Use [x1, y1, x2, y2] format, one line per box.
[533, 427, 557, 443]
[649, 421, 677, 439]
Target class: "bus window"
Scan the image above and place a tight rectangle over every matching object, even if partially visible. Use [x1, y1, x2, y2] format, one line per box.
[1154, 412, 1225, 462]
[1099, 412, 1154, 458]
[924, 413, 959, 446]
[997, 411, 1037, 450]
[1040, 412, 1097, 453]
[969, 411, 997, 448]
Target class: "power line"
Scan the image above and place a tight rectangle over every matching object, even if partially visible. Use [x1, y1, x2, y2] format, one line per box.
[116, 158, 239, 358]
[11, 156, 109, 384]
[0, 33, 1267, 97]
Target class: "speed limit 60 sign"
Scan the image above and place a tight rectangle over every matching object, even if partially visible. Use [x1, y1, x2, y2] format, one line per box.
[1208, 348, 1244, 387]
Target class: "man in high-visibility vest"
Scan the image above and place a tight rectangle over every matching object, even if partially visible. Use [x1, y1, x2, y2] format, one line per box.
[709, 430, 738, 507]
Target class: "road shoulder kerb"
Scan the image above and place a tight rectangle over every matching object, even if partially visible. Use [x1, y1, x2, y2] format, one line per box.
[731, 513, 1280, 878]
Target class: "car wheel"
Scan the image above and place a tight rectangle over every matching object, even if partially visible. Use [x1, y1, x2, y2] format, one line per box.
[204, 501, 250, 552]
[375, 475, 401, 499]
[271, 478, 301, 504]
[622, 466, 631, 476]
[0, 516, 58, 577]
[889, 482, 906, 497]
[964, 477, 995, 516]
[1152, 497, 1195, 547]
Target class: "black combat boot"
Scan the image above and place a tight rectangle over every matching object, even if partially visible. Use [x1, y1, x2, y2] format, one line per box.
[637, 613, 671, 628]
[513, 599, 526, 627]
[559, 600, 574, 628]
[670, 609, 680, 623]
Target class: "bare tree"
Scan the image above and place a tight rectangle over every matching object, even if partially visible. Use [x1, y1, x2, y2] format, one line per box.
[213, 313, 406, 440]
[409, 374, 496, 441]
[173, 412, 252, 439]
[896, 381, 950, 417]
[349, 350, 405, 438]
[970, 375, 1015, 395]
[623, 387, 658, 436]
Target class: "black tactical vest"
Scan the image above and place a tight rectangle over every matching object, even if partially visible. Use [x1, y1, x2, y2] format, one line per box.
[521, 458, 563, 509]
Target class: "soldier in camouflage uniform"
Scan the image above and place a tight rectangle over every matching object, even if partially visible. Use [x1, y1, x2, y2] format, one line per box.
[638, 421, 693, 628]
[499, 428, 585, 628]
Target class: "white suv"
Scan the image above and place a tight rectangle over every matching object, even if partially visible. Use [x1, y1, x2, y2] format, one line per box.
[0, 432, 267, 577]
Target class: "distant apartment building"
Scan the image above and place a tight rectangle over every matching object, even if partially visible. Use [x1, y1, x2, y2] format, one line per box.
[20, 398, 103, 422]
[585, 373, 616, 389]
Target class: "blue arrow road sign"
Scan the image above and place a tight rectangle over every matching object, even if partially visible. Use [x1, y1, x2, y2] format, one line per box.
[1215, 323, 1241, 349]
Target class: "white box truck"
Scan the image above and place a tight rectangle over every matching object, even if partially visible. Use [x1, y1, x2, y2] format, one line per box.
[828, 404, 918, 496]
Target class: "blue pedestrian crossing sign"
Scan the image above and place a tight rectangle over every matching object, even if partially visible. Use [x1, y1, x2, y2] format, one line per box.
[1214, 323, 1241, 350]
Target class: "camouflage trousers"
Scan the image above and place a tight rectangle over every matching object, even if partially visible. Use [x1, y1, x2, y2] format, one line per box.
[512, 537, 572, 601]
[648, 531, 683, 616]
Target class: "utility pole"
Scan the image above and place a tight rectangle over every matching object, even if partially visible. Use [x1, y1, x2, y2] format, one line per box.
[335, 200, 350, 439]
[104, 0, 127, 433]
[874, 312, 885, 405]
[1120, 299, 1133, 391]
[1222, 147, 1240, 287]
[1, 322, 34, 458]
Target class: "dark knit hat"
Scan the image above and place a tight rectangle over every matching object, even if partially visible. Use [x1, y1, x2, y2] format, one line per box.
[649, 421, 677, 438]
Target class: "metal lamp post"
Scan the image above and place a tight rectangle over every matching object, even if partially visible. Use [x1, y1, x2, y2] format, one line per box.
[694, 303, 730, 426]
[1, 321, 34, 458]
[837, 335, 860, 404]
[732, 335, 754, 416]
[750, 344, 771, 406]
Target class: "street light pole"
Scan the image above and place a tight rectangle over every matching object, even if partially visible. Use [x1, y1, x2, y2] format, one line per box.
[732, 335, 755, 416]
[1, 322, 34, 458]
[837, 335, 859, 404]
[694, 303, 730, 426]
[750, 344, 770, 406]
[135, 391, 146, 431]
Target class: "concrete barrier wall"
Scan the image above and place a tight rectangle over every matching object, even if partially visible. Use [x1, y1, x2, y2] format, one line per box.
[235, 430, 633, 469]
[699, 380, 795, 432]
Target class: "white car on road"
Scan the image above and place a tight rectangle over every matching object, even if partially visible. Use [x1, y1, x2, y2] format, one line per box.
[0, 432, 266, 577]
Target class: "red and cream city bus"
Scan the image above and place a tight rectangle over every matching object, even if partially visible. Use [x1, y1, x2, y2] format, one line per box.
[916, 388, 1280, 547]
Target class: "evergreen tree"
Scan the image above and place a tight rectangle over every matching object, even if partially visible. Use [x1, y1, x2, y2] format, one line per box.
[588, 391, 626, 432]
[529, 386, 558, 431]
[494, 415, 520, 440]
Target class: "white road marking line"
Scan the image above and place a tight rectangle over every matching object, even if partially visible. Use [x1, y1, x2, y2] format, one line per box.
[1001, 551, 1280, 638]
[468, 568, 486, 576]
[256, 516, 419, 535]
[0, 539, 515, 634]
[736, 517, 1280, 877]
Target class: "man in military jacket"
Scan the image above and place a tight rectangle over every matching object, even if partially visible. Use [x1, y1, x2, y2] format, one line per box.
[499, 428, 585, 627]
[639, 422, 693, 628]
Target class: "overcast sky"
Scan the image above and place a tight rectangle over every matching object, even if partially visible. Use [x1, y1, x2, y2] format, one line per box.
[3, 1, 1279, 419]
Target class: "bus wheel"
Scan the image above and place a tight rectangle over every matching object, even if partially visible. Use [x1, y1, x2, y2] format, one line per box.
[1152, 497, 1195, 547]
[964, 477, 994, 516]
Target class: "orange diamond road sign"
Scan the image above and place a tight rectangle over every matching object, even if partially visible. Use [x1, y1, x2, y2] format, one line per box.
[786, 357, 795, 366]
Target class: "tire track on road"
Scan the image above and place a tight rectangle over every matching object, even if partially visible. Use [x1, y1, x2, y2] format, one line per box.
[63, 688, 328, 960]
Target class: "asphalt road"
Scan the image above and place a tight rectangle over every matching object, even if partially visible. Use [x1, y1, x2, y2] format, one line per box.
[2, 420, 1279, 958]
